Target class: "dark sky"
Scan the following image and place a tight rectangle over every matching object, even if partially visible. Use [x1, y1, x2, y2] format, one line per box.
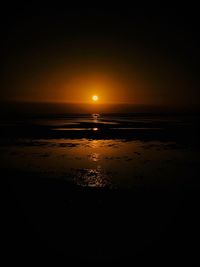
[1, 4, 199, 109]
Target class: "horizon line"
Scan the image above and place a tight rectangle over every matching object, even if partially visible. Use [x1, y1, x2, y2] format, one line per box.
[0, 100, 192, 107]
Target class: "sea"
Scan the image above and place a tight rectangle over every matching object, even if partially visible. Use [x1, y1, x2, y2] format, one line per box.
[1, 103, 200, 262]
[0, 105, 199, 189]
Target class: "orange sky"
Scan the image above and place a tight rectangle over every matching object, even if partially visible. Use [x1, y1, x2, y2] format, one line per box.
[4, 55, 195, 108]
[5, 60, 149, 104]
[1, 6, 200, 110]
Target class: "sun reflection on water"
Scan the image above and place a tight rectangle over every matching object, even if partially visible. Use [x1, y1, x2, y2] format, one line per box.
[90, 140, 99, 148]
[73, 166, 111, 187]
[88, 152, 100, 162]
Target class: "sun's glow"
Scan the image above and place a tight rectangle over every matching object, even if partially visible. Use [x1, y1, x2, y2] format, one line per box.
[92, 95, 98, 101]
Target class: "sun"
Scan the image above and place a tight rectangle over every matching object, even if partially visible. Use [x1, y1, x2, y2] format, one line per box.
[92, 95, 98, 102]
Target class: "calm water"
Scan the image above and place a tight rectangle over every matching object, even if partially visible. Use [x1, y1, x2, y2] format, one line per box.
[0, 113, 199, 188]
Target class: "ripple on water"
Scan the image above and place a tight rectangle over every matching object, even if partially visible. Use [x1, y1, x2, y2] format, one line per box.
[72, 167, 112, 188]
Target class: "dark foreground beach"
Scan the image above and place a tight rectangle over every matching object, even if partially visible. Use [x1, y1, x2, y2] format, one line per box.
[1, 112, 200, 264]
